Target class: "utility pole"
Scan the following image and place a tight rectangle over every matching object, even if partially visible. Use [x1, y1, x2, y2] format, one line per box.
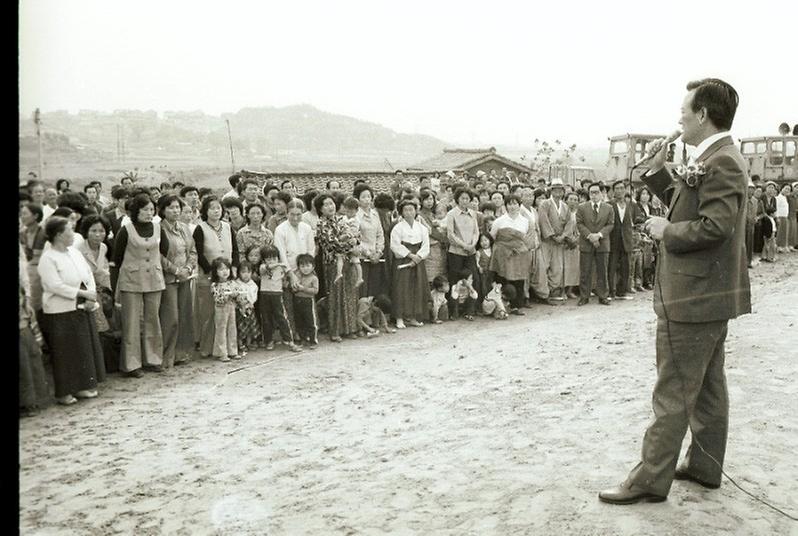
[34, 108, 43, 180]
[225, 119, 236, 173]
[116, 124, 121, 162]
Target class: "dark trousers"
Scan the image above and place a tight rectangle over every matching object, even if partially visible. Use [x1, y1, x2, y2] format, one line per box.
[628, 319, 729, 496]
[608, 248, 630, 297]
[447, 252, 478, 307]
[745, 223, 754, 264]
[258, 292, 294, 344]
[493, 274, 525, 310]
[451, 297, 475, 318]
[293, 296, 318, 344]
[579, 249, 609, 300]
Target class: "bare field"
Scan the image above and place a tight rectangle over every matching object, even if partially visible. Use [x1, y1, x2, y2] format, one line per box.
[19, 254, 798, 535]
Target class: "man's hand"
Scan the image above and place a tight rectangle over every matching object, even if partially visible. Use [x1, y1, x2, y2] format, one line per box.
[644, 216, 669, 240]
[553, 235, 564, 244]
[645, 136, 670, 175]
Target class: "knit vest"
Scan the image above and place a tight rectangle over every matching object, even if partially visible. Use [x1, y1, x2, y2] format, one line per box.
[198, 220, 233, 276]
[117, 221, 166, 293]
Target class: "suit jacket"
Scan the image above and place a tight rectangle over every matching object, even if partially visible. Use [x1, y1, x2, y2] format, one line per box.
[538, 197, 569, 241]
[643, 135, 751, 323]
[575, 201, 614, 252]
[609, 200, 644, 253]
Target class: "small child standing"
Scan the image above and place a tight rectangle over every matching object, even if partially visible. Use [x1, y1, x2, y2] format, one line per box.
[339, 196, 366, 287]
[430, 275, 449, 324]
[235, 261, 260, 356]
[482, 281, 508, 319]
[259, 245, 302, 352]
[210, 257, 241, 362]
[761, 206, 778, 262]
[357, 294, 396, 336]
[475, 233, 493, 302]
[450, 269, 477, 320]
[629, 226, 644, 292]
[292, 254, 320, 349]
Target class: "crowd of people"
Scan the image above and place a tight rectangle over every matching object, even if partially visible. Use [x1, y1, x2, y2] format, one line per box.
[18, 168, 798, 415]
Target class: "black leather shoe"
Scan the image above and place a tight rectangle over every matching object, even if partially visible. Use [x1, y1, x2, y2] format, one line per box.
[577, 298, 589, 306]
[673, 468, 720, 489]
[598, 483, 666, 505]
[599, 298, 611, 305]
[126, 369, 144, 378]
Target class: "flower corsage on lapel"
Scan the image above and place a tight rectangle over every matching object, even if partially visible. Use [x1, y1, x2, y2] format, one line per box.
[673, 162, 707, 188]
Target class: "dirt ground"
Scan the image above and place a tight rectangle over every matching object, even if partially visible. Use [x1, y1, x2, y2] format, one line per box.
[19, 253, 798, 535]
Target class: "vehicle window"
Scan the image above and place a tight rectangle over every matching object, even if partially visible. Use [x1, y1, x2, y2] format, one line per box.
[611, 141, 628, 155]
[756, 142, 767, 154]
[741, 142, 755, 154]
[634, 140, 649, 160]
[786, 140, 796, 165]
[770, 140, 784, 165]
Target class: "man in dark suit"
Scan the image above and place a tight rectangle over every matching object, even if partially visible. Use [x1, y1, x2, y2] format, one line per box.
[600, 78, 751, 504]
[575, 182, 614, 305]
[607, 180, 644, 300]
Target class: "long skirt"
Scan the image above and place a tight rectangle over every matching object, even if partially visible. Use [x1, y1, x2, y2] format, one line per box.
[19, 326, 51, 409]
[424, 243, 447, 283]
[529, 247, 549, 299]
[776, 217, 789, 247]
[391, 243, 431, 321]
[323, 260, 359, 339]
[45, 309, 105, 398]
[360, 260, 389, 298]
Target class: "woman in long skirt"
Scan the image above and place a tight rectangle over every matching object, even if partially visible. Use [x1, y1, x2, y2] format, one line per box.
[19, 244, 50, 415]
[489, 194, 531, 314]
[38, 217, 105, 405]
[353, 185, 389, 298]
[315, 193, 360, 341]
[418, 190, 448, 284]
[390, 200, 431, 328]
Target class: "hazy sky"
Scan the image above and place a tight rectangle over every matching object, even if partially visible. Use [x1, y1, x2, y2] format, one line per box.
[19, 0, 798, 147]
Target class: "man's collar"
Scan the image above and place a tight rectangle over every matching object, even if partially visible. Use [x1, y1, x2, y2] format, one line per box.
[693, 131, 732, 162]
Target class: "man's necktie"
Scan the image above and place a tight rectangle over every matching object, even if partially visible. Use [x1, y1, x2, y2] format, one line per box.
[593, 204, 598, 217]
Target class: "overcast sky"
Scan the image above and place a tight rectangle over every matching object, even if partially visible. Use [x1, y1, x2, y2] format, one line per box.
[19, 0, 798, 147]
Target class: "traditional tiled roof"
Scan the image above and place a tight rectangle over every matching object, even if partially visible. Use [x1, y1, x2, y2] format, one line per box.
[408, 147, 532, 173]
[240, 170, 423, 196]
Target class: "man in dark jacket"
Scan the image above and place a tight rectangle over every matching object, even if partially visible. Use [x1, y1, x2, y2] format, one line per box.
[575, 182, 614, 305]
[608, 180, 644, 299]
[600, 78, 751, 504]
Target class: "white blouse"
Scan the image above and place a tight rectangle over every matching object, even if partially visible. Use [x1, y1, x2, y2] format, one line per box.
[38, 246, 98, 314]
[390, 219, 430, 260]
[775, 194, 789, 218]
[273, 220, 315, 271]
[490, 212, 529, 238]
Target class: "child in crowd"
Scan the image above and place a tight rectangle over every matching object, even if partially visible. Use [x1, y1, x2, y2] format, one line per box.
[761, 206, 777, 262]
[638, 228, 656, 290]
[482, 281, 508, 319]
[475, 233, 493, 301]
[430, 275, 449, 324]
[292, 254, 320, 349]
[235, 261, 260, 356]
[450, 269, 477, 320]
[244, 244, 263, 281]
[501, 285, 517, 314]
[210, 257, 241, 362]
[338, 196, 366, 287]
[357, 294, 396, 336]
[258, 245, 302, 352]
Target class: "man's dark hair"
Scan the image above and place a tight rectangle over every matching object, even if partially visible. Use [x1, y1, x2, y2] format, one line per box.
[221, 196, 244, 213]
[228, 173, 242, 188]
[180, 185, 199, 197]
[373, 193, 395, 211]
[240, 178, 260, 192]
[280, 179, 294, 189]
[198, 187, 214, 198]
[686, 78, 738, 131]
[611, 180, 626, 190]
[588, 181, 603, 192]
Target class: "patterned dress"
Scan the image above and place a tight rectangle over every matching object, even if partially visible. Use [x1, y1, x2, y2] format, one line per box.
[236, 225, 274, 264]
[317, 215, 359, 338]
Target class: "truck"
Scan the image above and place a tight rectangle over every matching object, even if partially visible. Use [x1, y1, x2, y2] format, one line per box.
[739, 135, 797, 183]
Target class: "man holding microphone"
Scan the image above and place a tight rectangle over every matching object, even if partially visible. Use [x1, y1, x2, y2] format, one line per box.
[599, 79, 751, 504]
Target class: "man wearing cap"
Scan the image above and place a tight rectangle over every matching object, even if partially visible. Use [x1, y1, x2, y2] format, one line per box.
[536, 178, 569, 303]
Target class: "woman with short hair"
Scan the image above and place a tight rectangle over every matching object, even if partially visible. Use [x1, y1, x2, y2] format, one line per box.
[113, 193, 169, 377]
[38, 216, 105, 405]
[158, 194, 197, 367]
[193, 195, 239, 356]
[315, 193, 359, 341]
[19, 203, 47, 322]
[489, 194, 531, 314]
[353, 184, 388, 297]
[77, 214, 113, 335]
[390, 200, 431, 328]
[236, 203, 273, 265]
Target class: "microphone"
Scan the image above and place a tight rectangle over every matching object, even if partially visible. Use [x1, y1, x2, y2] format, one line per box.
[634, 130, 682, 167]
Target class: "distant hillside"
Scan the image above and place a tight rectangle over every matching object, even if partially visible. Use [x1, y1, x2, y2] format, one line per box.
[18, 105, 449, 172]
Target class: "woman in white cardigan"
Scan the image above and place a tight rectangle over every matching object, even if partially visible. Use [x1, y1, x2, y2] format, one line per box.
[38, 216, 105, 405]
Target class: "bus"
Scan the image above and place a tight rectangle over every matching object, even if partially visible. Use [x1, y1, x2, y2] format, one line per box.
[739, 136, 797, 183]
[606, 133, 682, 185]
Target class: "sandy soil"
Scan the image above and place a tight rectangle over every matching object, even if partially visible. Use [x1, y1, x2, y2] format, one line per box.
[19, 253, 798, 535]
